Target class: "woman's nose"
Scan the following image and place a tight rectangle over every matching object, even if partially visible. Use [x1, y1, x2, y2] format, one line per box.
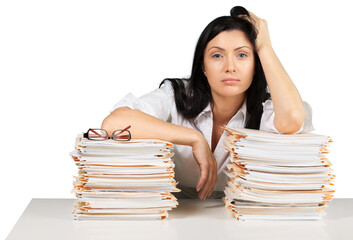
[225, 57, 236, 72]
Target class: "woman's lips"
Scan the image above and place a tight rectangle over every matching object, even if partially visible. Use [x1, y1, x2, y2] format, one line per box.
[221, 78, 240, 84]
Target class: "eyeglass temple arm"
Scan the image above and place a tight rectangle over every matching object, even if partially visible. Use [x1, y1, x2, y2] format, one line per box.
[115, 125, 131, 135]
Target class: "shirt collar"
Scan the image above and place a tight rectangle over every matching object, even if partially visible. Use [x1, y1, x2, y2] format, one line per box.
[195, 99, 248, 122]
[193, 103, 209, 122]
[231, 99, 247, 123]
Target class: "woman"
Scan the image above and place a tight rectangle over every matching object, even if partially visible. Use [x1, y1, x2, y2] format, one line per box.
[101, 6, 314, 200]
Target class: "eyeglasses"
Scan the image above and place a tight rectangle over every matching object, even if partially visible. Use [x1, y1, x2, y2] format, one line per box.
[83, 125, 131, 141]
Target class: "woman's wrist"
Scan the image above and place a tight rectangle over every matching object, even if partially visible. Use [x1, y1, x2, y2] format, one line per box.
[257, 44, 274, 57]
[189, 129, 205, 148]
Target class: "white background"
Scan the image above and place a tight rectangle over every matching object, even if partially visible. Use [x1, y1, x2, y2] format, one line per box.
[1, 0, 352, 238]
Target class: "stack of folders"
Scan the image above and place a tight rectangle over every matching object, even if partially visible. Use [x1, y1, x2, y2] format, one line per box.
[70, 134, 180, 220]
[221, 126, 335, 221]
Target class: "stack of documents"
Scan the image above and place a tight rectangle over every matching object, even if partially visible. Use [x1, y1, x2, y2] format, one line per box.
[221, 126, 335, 221]
[70, 134, 180, 220]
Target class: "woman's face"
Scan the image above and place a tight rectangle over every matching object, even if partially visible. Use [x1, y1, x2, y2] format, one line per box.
[203, 30, 255, 100]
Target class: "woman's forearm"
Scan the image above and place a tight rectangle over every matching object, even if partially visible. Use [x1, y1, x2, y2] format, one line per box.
[102, 107, 217, 200]
[101, 107, 202, 147]
[257, 46, 305, 133]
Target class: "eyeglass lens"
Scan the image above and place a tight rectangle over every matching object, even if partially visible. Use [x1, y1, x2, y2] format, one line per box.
[88, 129, 108, 140]
[112, 130, 130, 140]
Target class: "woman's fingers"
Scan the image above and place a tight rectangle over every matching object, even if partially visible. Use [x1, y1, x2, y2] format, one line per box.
[202, 174, 217, 200]
[199, 159, 217, 200]
[248, 11, 261, 21]
[206, 161, 218, 199]
[200, 177, 213, 200]
[198, 177, 209, 200]
[198, 166, 211, 199]
[191, 136, 218, 200]
[206, 163, 218, 198]
[196, 162, 209, 192]
[198, 174, 208, 199]
[237, 11, 260, 29]
[237, 10, 270, 52]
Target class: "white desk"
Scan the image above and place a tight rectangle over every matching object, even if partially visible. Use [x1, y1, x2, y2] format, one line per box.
[7, 198, 353, 240]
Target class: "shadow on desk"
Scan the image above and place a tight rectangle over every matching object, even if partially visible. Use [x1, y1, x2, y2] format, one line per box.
[171, 199, 227, 220]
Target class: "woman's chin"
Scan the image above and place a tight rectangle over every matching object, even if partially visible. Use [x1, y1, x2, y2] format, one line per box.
[214, 88, 246, 99]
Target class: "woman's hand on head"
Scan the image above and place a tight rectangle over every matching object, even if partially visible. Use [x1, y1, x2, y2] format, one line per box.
[239, 11, 272, 53]
[191, 134, 218, 200]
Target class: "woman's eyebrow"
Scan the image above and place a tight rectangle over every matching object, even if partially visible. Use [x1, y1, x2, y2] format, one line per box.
[208, 46, 251, 52]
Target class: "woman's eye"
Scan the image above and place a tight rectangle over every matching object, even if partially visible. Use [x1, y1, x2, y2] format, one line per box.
[238, 53, 247, 58]
[212, 53, 222, 58]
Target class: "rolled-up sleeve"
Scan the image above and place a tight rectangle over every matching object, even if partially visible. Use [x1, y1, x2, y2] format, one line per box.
[259, 99, 315, 134]
[110, 81, 174, 122]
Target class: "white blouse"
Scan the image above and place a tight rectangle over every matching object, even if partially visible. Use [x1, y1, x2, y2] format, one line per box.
[111, 80, 314, 193]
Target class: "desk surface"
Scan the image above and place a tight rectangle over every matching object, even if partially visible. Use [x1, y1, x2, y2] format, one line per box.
[7, 198, 353, 240]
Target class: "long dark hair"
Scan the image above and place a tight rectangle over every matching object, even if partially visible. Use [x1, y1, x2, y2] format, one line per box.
[159, 6, 270, 130]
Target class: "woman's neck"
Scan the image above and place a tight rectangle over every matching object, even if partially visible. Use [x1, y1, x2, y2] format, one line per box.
[211, 93, 246, 125]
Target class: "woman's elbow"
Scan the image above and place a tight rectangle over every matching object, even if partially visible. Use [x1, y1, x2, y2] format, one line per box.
[101, 107, 132, 133]
[274, 110, 305, 134]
